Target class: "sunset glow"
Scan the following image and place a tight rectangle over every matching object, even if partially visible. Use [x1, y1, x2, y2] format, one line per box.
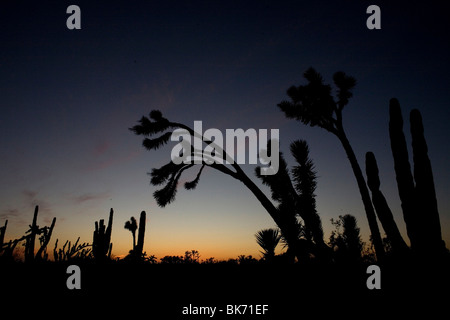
[1, 1, 449, 263]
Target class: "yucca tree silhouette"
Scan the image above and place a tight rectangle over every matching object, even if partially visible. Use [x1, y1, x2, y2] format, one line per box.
[255, 228, 281, 261]
[256, 139, 327, 257]
[278, 68, 384, 260]
[130, 111, 326, 261]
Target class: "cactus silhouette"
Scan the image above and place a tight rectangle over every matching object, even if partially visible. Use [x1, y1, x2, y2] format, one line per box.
[0, 220, 17, 261]
[124, 211, 146, 260]
[124, 216, 138, 251]
[277, 68, 385, 261]
[255, 228, 281, 262]
[92, 208, 113, 262]
[390, 99, 444, 255]
[365, 151, 409, 255]
[329, 214, 364, 263]
[135, 211, 146, 259]
[23, 205, 56, 262]
[367, 99, 445, 258]
[389, 99, 418, 248]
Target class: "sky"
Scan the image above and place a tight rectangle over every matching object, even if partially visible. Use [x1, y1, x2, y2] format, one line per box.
[1, 0, 449, 260]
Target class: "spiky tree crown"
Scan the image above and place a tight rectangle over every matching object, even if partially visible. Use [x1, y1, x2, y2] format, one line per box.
[278, 67, 356, 134]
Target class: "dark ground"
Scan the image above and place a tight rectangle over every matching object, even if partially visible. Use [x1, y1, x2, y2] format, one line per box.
[1, 261, 448, 318]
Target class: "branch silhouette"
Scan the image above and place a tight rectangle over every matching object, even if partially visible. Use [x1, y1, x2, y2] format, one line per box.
[130, 112, 327, 261]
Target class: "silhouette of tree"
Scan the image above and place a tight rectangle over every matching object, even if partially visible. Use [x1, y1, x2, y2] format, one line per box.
[341, 215, 363, 261]
[257, 140, 324, 244]
[0, 220, 7, 252]
[144, 254, 158, 264]
[278, 68, 384, 260]
[124, 217, 137, 252]
[184, 250, 200, 264]
[135, 211, 147, 259]
[203, 257, 217, 264]
[255, 228, 281, 261]
[0, 206, 56, 262]
[237, 255, 258, 265]
[255, 140, 328, 262]
[329, 214, 364, 263]
[160, 255, 183, 264]
[24, 206, 56, 262]
[124, 211, 147, 261]
[0, 220, 9, 260]
[129, 111, 323, 261]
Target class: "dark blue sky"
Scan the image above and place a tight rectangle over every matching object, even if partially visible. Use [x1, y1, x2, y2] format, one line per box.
[1, 1, 449, 259]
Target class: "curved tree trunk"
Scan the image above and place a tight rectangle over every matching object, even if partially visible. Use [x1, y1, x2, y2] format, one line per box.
[236, 169, 304, 261]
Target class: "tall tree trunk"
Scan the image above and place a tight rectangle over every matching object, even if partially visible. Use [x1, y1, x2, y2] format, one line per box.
[336, 130, 385, 261]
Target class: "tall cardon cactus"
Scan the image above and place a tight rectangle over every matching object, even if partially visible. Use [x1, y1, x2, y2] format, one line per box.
[366, 98, 445, 258]
[391, 100, 444, 255]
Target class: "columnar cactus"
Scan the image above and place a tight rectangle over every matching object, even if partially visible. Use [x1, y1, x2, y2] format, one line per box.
[389, 99, 418, 250]
[410, 109, 443, 254]
[365, 151, 409, 254]
[366, 99, 445, 259]
[383, 99, 444, 256]
[92, 208, 113, 262]
[23, 205, 56, 262]
[0, 220, 7, 252]
[135, 211, 146, 259]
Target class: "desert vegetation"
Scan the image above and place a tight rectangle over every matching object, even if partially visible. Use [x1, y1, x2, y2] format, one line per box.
[1, 70, 448, 306]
